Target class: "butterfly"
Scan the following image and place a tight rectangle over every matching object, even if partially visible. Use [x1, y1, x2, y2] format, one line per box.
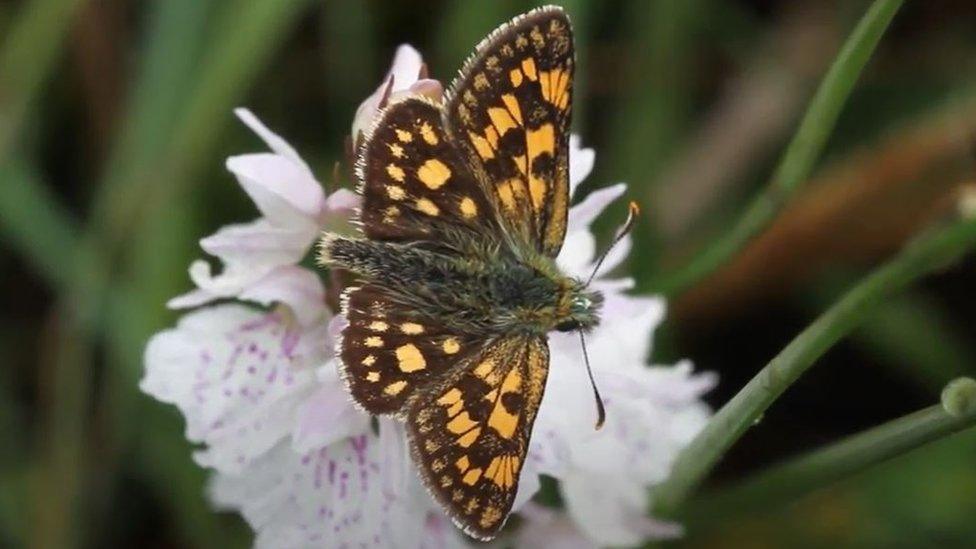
[318, 5, 629, 540]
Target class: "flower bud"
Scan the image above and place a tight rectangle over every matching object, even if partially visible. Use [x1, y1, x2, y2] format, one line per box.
[941, 376, 976, 417]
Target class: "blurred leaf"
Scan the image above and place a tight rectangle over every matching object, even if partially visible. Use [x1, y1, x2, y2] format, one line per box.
[0, 161, 80, 289]
[94, 0, 216, 231]
[433, 0, 527, 72]
[89, 0, 314, 546]
[0, 0, 85, 158]
[608, 0, 705, 284]
[0, 468, 29, 547]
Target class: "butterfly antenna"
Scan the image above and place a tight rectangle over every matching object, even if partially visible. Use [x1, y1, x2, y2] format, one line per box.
[579, 329, 606, 430]
[585, 201, 640, 287]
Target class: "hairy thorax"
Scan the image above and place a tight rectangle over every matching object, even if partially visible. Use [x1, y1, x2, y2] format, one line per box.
[320, 234, 602, 336]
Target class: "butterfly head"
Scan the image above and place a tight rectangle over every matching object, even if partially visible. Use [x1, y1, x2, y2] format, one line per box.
[553, 281, 602, 333]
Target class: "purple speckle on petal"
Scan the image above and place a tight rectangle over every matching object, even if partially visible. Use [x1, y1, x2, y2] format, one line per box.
[282, 329, 301, 358]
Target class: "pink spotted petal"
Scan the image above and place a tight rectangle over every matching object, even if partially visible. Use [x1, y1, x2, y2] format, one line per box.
[292, 372, 369, 453]
[142, 305, 326, 474]
[211, 434, 429, 548]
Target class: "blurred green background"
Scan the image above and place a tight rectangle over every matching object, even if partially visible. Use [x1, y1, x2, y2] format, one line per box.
[3, 0, 976, 547]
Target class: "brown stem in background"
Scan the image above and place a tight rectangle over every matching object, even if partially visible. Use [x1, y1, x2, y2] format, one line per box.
[70, 0, 126, 160]
[654, 4, 838, 239]
[674, 92, 976, 323]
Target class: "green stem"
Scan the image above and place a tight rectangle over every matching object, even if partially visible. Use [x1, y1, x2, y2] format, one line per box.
[0, 162, 81, 289]
[653, 216, 976, 515]
[0, 0, 85, 157]
[683, 386, 976, 522]
[653, 0, 904, 296]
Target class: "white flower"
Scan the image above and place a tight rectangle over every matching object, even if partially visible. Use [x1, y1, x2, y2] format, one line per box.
[168, 108, 358, 326]
[143, 105, 461, 548]
[142, 43, 715, 549]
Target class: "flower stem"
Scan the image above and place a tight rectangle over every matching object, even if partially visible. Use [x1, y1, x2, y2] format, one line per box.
[682, 381, 976, 522]
[652, 0, 904, 296]
[653, 216, 976, 516]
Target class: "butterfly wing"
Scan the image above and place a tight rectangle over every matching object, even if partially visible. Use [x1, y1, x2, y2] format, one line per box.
[445, 6, 574, 258]
[407, 334, 549, 539]
[357, 95, 499, 244]
[339, 283, 480, 416]
[340, 94, 506, 416]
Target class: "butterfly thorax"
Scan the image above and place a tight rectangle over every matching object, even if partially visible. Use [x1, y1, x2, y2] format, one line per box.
[321, 234, 601, 336]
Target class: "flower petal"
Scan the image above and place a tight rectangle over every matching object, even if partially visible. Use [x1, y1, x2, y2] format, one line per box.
[387, 44, 424, 93]
[562, 474, 683, 545]
[168, 219, 314, 309]
[515, 504, 598, 549]
[211, 435, 430, 548]
[567, 182, 627, 233]
[239, 266, 327, 327]
[323, 188, 361, 215]
[352, 44, 425, 140]
[226, 153, 325, 228]
[199, 219, 310, 270]
[292, 370, 369, 454]
[556, 229, 596, 278]
[569, 135, 595, 197]
[234, 108, 310, 172]
[141, 305, 325, 474]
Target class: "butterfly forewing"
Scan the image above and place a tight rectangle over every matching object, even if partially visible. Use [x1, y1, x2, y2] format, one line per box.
[407, 334, 549, 539]
[358, 96, 498, 244]
[446, 6, 574, 258]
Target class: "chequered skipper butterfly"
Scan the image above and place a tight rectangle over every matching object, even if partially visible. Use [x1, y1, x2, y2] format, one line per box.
[318, 6, 622, 539]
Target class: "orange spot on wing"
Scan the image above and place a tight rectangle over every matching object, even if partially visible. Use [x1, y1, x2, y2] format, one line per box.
[395, 343, 426, 372]
[468, 131, 495, 160]
[416, 159, 451, 190]
[509, 68, 523, 87]
[438, 388, 462, 406]
[457, 427, 481, 447]
[501, 94, 522, 125]
[446, 411, 477, 435]
[488, 107, 517, 137]
[521, 57, 537, 81]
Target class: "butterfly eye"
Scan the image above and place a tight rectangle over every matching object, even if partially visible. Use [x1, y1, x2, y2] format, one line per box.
[555, 320, 580, 332]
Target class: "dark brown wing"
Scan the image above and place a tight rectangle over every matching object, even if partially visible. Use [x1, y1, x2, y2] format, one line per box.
[356, 96, 498, 244]
[338, 284, 481, 417]
[445, 6, 574, 257]
[407, 334, 549, 539]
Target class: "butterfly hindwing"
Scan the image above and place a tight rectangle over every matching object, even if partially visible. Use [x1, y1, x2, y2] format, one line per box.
[446, 6, 574, 258]
[406, 334, 549, 539]
[339, 284, 478, 416]
[357, 96, 498, 244]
